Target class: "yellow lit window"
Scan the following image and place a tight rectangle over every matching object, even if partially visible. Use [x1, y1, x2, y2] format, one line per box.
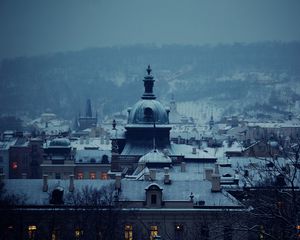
[75, 228, 83, 238]
[150, 226, 158, 240]
[259, 225, 265, 239]
[100, 172, 108, 180]
[124, 225, 133, 240]
[77, 172, 83, 179]
[90, 172, 96, 179]
[28, 225, 37, 239]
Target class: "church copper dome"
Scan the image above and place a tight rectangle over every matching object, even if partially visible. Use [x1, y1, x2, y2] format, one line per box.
[128, 99, 169, 124]
[127, 65, 169, 125]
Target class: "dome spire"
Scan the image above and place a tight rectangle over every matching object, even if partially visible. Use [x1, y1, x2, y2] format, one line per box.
[142, 65, 156, 100]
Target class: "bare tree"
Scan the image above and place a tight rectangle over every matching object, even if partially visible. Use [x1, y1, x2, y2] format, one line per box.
[233, 137, 300, 240]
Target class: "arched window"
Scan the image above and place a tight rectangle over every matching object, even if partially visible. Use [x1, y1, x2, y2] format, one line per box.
[144, 107, 153, 122]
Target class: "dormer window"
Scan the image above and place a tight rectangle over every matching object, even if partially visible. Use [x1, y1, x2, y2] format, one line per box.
[145, 183, 163, 208]
[144, 107, 153, 122]
[50, 188, 64, 204]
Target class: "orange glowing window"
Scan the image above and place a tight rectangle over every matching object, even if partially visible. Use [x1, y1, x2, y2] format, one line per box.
[100, 172, 108, 180]
[77, 172, 83, 179]
[90, 172, 96, 179]
[12, 162, 18, 169]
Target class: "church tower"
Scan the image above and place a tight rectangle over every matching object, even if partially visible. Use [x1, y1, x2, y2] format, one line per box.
[111, 66, 172, 172]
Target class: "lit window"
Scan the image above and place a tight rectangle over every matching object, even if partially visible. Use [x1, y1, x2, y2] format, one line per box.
[77, 172, 84, 179]
[124, 225, 133, 240]
[12, 162, 18, 170]
[175, 224, 184, 232]
[28, 225, 37, 239]
[100, 172, 108, 180]
[90, 172, 96, 179]
[51, 230, 58, 240]
[75, 228, 83, 239]
[150, 226, 158, 240]
[259, 225, 265, 239]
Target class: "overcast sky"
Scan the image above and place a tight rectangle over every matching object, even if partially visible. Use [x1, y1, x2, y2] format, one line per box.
[1, 0, 300, 60]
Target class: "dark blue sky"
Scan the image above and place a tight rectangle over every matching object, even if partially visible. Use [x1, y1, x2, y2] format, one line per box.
[1, 0, 300, 59]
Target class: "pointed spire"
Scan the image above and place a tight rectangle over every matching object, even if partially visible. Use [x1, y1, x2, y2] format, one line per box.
[86, 99, 92, 118]
[112, 119, 116, 130]
[142, 65, 156, 100]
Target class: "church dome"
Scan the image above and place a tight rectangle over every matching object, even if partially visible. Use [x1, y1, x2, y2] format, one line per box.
[128, 99, 169, 124]
[127, 65, 169, 125]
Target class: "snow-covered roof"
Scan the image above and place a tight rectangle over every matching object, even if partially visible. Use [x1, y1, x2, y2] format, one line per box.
[75, 149, 111, 164]
[171, 144, 216, 160]
[71, 137, 111, 151]
[139, 149, 172, 164]
[120, 179, 240, 207]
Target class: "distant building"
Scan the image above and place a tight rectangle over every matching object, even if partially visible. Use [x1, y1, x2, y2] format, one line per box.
[76, 99, 97, 131]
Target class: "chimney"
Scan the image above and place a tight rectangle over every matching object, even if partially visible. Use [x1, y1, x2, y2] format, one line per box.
[192, 147, 197, 154]
[100, 136, 104, 144]
[164, 167, 169, 174]
[205, 168, 214, 181]
[214, 163, 220, 174]
[21, 173, 27, 179]
[86, 137, 89, 144]
[164, 173, 170, 184]
[42, 174, 48, 192]
[69, 175, 75, 192]
[149, 169, 156, 181]
[115, 173, 121, 191]
[181, 162, 186, 172]
[144, 172, 150, 181]
[234, 173, 239, 185]
[211, 173, 221, 192]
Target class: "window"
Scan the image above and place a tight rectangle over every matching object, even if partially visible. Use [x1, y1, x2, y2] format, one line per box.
[12, 162, 18, 170]
[51, 230, 59, 240]
[175, 224, 184, 232]
[100, 172, 108, 180]
[151, 194, 157, 204]
[28, 225, 37, 240]
[90, 172, 96, 179]
[77, 172, 83, 179]
[75, 228, 83, 239]
[50, 189, 64, 204]
[259, 225, 265, 240]
[144, 107, 153, 122]
[150, 226, 158, 240]
[124, 225, 133, 240]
